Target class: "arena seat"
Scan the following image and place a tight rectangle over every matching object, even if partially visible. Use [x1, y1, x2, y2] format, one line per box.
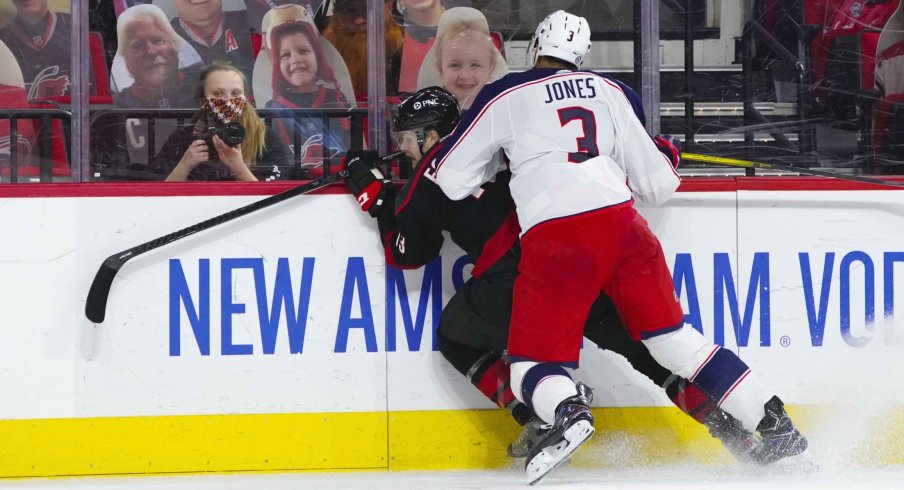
[490, 31, 504, 59]
[88, 31, 113, 105]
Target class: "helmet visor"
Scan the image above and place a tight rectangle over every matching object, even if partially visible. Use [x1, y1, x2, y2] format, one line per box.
[392, 127, 426, 155]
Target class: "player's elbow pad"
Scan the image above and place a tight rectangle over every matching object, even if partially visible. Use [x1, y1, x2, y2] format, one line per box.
[634, 177, 680, 206]
[435, 169, 478, 201]
[437, 184, 471, 201]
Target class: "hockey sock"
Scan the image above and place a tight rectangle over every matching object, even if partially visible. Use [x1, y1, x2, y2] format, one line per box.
[688, 347, 771, 432]
[468, 352, 518, 411]
[511, 361, 578, 425]
[643, 325, 771, 432]
[436, 330, 527, 424]
[663, 375, 714, 423]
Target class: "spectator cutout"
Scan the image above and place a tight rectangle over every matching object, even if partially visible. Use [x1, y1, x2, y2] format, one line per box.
[0, 0, 74, 100]
[111, 4, 201, 107]
[322, 0, 403, 98]
[95, 4, 203, 177]
[155, 0, 257, 96]
[417, 7, 507, 110]
[0, 0, 38, 178]
[395, 0, 446, 94]
[254, 4, 354, 175]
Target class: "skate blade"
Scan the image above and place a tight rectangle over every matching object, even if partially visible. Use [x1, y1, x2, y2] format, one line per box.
[766, 450, 820, 475]
[525, 420, 594, 486]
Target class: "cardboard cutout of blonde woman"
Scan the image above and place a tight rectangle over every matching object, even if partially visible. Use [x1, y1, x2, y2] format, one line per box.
[0, 0, 39, 177]
[416, 7, 507, 111]
[253, 4, 355, 176]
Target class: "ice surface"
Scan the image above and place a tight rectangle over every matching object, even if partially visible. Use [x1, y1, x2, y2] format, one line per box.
[3, 463, 903, 490]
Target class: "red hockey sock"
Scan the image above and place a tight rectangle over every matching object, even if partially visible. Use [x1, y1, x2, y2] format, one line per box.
[667, 378, 715, 423]
[473, 357, 516, 409]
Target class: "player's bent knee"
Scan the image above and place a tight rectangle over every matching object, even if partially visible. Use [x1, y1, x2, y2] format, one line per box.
[641, 324, 716, 380]
[511, 361, 578, 424]
[436, 328, 480, 375]
[509, 361, 539, 404]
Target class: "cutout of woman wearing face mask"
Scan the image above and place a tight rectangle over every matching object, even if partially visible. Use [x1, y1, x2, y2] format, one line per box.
[416, 7, 507, 111]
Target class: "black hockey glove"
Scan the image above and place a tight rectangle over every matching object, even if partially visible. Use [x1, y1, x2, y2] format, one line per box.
[653, 134, 682, 169]
[345, 151, 391, 218]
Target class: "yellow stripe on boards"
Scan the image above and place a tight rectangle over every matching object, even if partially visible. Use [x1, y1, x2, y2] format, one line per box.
[0, 412, 387, 478]
[389, 409, 518, 470]
[389, 407, 733, 471]
[0, 406, 901, 478]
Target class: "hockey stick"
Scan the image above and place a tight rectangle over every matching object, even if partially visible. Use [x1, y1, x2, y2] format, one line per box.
[85, 151, 404, 324]
[681, 152, 904, 188]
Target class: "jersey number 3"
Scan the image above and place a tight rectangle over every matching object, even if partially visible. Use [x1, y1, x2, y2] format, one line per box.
[557, 107, 599, 163]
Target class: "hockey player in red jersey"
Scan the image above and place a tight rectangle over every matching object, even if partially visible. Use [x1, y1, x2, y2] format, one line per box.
[433, 10, 811, 484]
[344, 86, 776, 472]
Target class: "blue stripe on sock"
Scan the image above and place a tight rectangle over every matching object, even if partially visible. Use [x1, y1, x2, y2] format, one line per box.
[691, 348, 751, 401]
[519, 363, 572, 415]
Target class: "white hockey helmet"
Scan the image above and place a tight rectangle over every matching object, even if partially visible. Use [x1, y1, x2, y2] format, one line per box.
[529, 10, 592, 68]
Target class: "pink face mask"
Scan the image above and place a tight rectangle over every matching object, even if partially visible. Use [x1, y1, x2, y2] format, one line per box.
[201, 95, 248, 125]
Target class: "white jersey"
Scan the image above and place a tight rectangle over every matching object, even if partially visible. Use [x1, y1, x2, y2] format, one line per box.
[876, 40, 904, 98]
[433, 68, 680, 235]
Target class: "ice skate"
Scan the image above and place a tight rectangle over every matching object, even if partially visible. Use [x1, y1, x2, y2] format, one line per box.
[508, 416, 551, 458]
[703, 407, 763, 464]
[750, 396, 811, 468]
[524, 383, 595, 485]
[510, 384, 593, 459]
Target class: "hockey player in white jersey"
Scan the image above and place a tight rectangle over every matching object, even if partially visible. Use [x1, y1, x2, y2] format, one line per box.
[433, 10, 811, 484]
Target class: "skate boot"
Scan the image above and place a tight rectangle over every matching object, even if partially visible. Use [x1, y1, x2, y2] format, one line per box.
[509, 384, 593, 459]
[508, 417, 550, 458]
[524, 383, 595, 485]
[703, 407, 763, 464]
[751, 396, 809, 466]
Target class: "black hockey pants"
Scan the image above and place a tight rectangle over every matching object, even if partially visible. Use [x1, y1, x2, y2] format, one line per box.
[437, 243, 674, 387]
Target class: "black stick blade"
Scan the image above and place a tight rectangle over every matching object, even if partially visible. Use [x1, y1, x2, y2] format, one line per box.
[85, 259, 122, 323]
